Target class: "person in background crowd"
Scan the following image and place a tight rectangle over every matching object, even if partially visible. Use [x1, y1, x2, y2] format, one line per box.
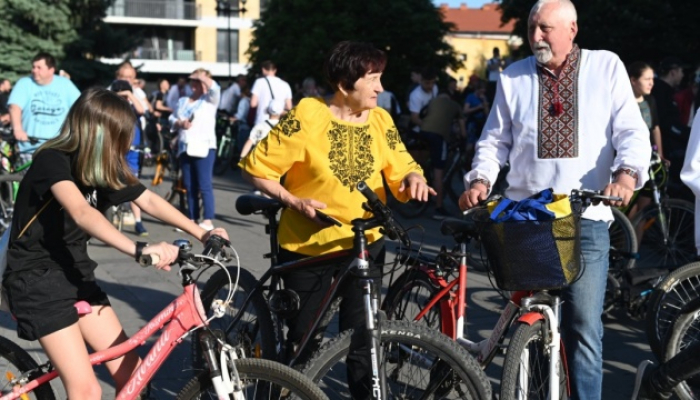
[486, 47, 505, 104]
[114, 62, 153, 125]
[167, 77, 193, 118]
[9, 53, 80, 158]
[408, 67, 438, 132]
[652, 56, 690, 200]
[109, 80, 149, 236]
[377, 89, 401, 121]
[230, 86, 252, 157]
[239, 99, 285, 159]
[250, 61, 293, 125]
[446, 77, 463, 104]
[419, 89, 466, 219]
[152, 78, 173, 137]
[675, 64, 700, 128]
[0, 78, 11, 126]
[626, 61, 665, 220]
[460, 1, 651, 398]
[239, 41, 431, 399]
[169, 69, 220, 231]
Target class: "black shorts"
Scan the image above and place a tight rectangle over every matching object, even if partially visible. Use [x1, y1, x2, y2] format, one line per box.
[3, 266, 110, 341]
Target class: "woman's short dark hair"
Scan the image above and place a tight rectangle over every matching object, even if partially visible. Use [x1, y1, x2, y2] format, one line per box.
[324, 41, 387, 92]
[627, 61, 653, 79]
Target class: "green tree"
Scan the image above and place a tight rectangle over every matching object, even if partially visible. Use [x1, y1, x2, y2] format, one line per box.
[247, 0, 461, 102]
[499, 0, 700, 67]
[0, 0, 139, 88]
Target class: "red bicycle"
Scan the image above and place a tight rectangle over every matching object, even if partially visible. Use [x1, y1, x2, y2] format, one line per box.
[0, 236, 327, 400]
[382, 189, 618, 400]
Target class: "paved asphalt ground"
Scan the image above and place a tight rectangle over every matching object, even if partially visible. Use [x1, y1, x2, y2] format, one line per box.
[0, 167, 655, 399]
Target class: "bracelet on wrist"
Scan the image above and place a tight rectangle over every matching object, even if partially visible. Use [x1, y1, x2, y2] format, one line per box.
[135, 241, 149, 262]
[612, 168, 638, 182]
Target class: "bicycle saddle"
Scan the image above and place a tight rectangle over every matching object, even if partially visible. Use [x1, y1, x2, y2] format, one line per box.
[440, 217, 481, 241]
[236, 194, 284, 215]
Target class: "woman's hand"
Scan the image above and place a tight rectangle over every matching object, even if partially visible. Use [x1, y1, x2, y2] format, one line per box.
[399, 172, 436, 201]
[201, 227, 230, 242]
[143, 242, 180, 271]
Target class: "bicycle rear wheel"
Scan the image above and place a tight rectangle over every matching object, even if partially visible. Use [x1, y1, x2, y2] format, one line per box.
[214, 133, 236, 176]
[646, 262, 700, 360]
[500, 320, 567, 400]
[0, 174, 22, 235]
[299, 319, 492, 399]
[177, 358, 328, 400]
[382, 269, 443, 331]
[148, 151, 181, 207]
[604, 208, 638, 314]
[0, 335, 56, 399]
[632, 199, 695, 269]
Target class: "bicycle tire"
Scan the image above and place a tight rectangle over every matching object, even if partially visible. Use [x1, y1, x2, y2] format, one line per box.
[193, 267, 277, 367]
[631, 198, 695, 270]
[149, 152, 180, 207]
[663, 305, 700, 400]
[0, 335, 56, 399]
[444, 150, 468, 207]
[214, 134, 235, 176]
[299, 319, 492, 399]
[646, 262, 700, 360]
[177, 358, 328, 400]
[604, 207, 638, 314]
[500, 320, 567, 400]
[382, 269, 443, 331]
[0, 174, 22, 235]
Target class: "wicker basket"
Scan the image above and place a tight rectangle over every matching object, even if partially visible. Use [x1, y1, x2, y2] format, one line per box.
[479, 211, 582, 291]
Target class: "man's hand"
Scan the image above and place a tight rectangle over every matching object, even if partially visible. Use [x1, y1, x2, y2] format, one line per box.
[13, 127, 28, 142]
[399, 172, 436, 201]
[603, 174, 635, 207]
[287, 197, 336, 227]
[0, 114, 9, 125]
[178, 119, 192, 130]
[459, 182, 488, 211]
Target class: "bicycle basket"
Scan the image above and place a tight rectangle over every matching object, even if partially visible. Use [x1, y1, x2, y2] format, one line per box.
[478, 206, 582, 291]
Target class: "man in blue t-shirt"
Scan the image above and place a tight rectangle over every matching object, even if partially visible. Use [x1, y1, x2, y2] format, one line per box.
[8, 52, 80, 155]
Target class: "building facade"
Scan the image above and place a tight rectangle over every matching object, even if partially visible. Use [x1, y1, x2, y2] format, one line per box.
[440, 3, 521, 88]
[102, 0, 261, 81]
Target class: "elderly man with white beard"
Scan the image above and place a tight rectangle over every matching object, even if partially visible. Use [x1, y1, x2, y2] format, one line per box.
[459, 0, 651, 398]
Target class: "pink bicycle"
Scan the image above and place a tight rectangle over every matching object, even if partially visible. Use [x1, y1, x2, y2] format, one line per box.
[0, 236, 327, 400]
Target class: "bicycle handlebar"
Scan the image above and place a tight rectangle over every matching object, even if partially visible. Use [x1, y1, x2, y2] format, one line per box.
[138, 235, 233, 268]
[356, 181, 409, 245]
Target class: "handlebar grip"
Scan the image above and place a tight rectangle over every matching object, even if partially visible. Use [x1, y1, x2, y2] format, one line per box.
[139, 253, 160, 267]
[357, 181, 380, 204]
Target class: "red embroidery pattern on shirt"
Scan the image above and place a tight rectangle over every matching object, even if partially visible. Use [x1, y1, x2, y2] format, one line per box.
[538, 45, 580, 159]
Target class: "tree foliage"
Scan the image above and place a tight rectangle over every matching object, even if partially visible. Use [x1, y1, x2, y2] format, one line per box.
[499, 0, 700, 68]
[0, 0, 139, 88]
[247, 0, 461, 101]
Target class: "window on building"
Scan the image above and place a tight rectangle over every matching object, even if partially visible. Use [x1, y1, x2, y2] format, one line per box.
[217, 30, 239, 63]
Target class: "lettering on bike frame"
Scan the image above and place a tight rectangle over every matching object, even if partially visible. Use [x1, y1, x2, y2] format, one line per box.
[0, 284, 208, 400]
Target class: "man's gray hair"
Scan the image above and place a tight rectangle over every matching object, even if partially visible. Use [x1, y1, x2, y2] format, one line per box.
[529, 0, 578, 23]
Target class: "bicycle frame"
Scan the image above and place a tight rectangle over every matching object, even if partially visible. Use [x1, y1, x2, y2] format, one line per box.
[398, 240, 568, 397]
[0, 277, 209, 400]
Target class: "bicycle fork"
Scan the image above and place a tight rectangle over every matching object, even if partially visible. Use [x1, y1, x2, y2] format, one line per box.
[200, 331, 246, 400]
[519, 296, 564, 399]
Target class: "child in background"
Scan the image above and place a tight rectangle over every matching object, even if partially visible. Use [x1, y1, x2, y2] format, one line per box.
[239, 99, 285, 159]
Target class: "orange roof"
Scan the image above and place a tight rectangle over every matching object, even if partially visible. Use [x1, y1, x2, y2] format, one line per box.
[439, 3, 516, 34]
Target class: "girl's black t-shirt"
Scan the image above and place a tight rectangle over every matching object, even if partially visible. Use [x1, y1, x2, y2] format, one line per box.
[6, 149, 146, 274]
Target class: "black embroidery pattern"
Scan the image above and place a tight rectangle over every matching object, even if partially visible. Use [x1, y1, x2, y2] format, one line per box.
[385, 125, 401, 150]
[327, 121, 374, 191]
[276, 108, 301, 139]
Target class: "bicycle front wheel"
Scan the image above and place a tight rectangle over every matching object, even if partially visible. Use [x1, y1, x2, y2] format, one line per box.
[605, 207, 638, 314]
[0, 336, 56, 399]
[500, 320, 567, 400]
[646, 262, 700, 360]
[632, 198, 695, 269]
[299, 319, 492, 399]
[663, 304, 700, 400]
[0, 174, 22, 235]
[193, 267, 277, 366]
[177, 358, 328, 400]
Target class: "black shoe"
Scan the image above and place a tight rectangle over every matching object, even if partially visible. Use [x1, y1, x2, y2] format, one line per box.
[432, 206, 451, 220]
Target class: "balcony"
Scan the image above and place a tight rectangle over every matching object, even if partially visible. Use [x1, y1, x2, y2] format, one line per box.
[107, 0, 200, 20]
[129, 48, 201, 61]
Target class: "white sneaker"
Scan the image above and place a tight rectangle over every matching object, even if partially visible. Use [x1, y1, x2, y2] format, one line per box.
[199, 222, 214, 231]
[122, 211, 135, 226]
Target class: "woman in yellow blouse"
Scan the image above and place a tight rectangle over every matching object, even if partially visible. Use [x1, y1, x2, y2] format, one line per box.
[240, 41, 431, 397]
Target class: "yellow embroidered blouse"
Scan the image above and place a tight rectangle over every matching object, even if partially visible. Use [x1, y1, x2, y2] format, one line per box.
[240, 97, 423, 256]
